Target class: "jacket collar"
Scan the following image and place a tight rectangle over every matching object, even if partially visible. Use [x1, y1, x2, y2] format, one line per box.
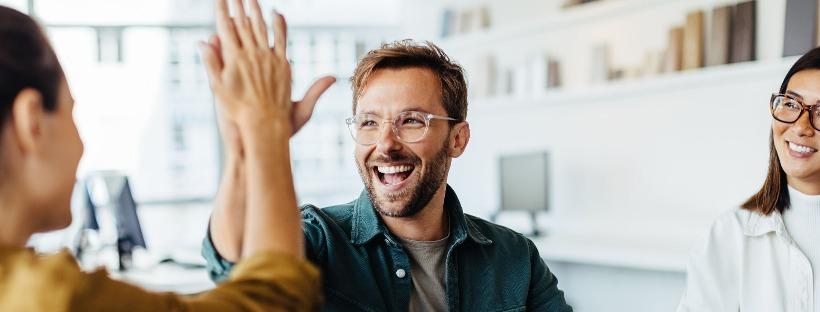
[743, 209, 795, 244]
[350, 184, 493, 246]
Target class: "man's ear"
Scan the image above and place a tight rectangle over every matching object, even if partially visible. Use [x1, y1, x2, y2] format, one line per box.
[10, 88, 45, 155]
[448, 122, 470, 158]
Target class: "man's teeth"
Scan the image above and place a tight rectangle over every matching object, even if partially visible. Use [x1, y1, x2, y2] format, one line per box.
[789, 142, 818, 153]
[377, 165, 413, 174]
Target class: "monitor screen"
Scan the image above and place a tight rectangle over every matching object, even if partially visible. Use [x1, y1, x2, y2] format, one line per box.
[114, 177, 146, 250]
[499, 152, 549, 212]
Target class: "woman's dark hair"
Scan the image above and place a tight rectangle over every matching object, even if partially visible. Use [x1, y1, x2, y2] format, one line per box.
[0, 5, 62, 124]
[742, 47, 820, 215]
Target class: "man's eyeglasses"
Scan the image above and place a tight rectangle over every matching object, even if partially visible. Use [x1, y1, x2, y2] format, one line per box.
[771, 93, 820, 131]
[345, 111, 458, 145]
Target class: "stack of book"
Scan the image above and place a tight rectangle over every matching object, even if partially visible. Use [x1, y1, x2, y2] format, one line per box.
[441, 6, 492, 38]
[665, 1, 757, 72]
[589, 1, 757, 85]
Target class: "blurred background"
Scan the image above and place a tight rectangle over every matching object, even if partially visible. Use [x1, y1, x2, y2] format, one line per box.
[0, 0, 815, 310]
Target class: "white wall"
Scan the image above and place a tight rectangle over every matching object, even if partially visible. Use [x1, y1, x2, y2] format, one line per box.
[400, 0, 798, 311]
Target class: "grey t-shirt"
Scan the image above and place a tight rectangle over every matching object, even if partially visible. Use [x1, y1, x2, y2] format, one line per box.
[398, 234, 449, 312]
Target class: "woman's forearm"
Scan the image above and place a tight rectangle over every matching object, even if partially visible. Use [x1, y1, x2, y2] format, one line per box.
[209, 154, 246, 262]
[239, 120, 303, 260]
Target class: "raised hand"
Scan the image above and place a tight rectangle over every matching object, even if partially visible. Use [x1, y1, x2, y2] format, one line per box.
[200, 0, 334, 137]
[200, 0, 290, 131]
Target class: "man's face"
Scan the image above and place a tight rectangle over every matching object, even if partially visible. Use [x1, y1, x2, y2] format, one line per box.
[354, 67, 454, 217]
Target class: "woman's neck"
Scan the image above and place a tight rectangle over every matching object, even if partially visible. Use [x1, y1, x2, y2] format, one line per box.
[0, 196, 33, 247]
[787, 177, 820, 196]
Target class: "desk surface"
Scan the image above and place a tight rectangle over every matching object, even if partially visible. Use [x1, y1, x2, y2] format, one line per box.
[532, 233, 691, 273]
[110, 263, 215, 294]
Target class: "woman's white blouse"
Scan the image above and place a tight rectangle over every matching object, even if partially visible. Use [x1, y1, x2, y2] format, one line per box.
[678, 208, 814, 312]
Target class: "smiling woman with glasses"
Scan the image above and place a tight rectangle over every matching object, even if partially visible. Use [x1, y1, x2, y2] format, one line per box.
[345, 110, 459, 145]
[678, 47, 820, 312]
[771, 92, 820, 131]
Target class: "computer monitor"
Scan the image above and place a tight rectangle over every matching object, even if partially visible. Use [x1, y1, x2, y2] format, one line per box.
[499, 152, 550, 212]
[113, 177, 146, 270]
[496, 151, 550, 236]
[84, 172, 146, 271]
[72, 181, 100, 261]
[82, 181, 100, 230]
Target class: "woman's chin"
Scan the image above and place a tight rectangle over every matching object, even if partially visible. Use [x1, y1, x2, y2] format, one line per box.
[37, 203, 73, 233]
[783, 167, 820, 183]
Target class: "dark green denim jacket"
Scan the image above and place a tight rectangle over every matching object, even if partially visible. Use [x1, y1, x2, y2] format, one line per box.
[202, 185, 572, 312]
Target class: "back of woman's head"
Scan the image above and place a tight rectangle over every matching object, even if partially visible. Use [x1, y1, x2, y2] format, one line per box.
[0, 6, 61, 122]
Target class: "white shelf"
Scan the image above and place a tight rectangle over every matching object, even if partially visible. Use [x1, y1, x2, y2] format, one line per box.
[469, 56, 797, 113]
[441, 0, 727, 51]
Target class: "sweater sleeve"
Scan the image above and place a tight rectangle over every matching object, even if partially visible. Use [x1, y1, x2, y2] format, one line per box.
[0, 249, 321, 312]
[677, 210, 743, 312]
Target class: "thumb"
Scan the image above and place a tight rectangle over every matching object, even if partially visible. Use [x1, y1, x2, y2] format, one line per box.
[199, 41, 223, 91]
[291, 76, 336, 134]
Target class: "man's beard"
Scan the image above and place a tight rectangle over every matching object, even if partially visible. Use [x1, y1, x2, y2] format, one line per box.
[357, 141, 450, 218]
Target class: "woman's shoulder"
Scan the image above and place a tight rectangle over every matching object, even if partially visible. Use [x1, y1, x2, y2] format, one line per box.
[711, 207, 779, 235]
[1, 247, 80, 272]
[694, 207, 777, 253]
[0, 248, 87, 310]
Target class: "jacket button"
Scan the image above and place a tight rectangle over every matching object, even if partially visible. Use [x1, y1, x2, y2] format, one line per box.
[395, 269, 406, 278]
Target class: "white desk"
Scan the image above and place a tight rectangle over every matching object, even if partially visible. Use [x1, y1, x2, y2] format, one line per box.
[110, 263, 215, 294]
[532, 233, 691, 272]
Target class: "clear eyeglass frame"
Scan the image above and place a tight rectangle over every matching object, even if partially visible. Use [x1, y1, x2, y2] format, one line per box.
[344, 110, 459, 145]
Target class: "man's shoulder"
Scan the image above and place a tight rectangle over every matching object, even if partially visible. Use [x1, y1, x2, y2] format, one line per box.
[463, 214, 535, 248]
[300, 201, 356, 228]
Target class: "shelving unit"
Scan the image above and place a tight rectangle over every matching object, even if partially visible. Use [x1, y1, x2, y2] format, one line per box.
[400, 1, 811, 310]
[442, 0, 696, 50]
[469, 56, 797, 112]
[410, 0, 800, 274]
[437, 0, 788, 98]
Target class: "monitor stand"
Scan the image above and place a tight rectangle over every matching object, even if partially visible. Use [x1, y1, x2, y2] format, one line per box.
[490, 211, 544, 237]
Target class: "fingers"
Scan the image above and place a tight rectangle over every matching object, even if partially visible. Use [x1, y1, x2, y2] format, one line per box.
[231, 0, 258, 48]
[291, 76, 336, 134]
[210, 35, 224, 69]
[200, 40, 224, 90]
[249, 0, 269, 47]
[215, 0, 240, 52]
[272, 11, 288, 58]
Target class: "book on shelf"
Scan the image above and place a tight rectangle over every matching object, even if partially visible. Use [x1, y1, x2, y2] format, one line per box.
[642, 51, 664, 77]
[529, 55, 562, 95]
[514, 63, 529, 98]
[682, 10, 705, 70]
[590, 44, 610, 84]
[459, 9, 475, 34]
[664, 27, 684, 72]
[473, 55, 497, 97]
[441, 9, 455, 38]
[783, 0, 818, 57]
[504, 69, 515, 96]
[530, 55, 548, 95]
[479, 6, 491, 30]
[706, 5, 732, 66]
[730, 0, 756, 63]
[547, 59, 561, 89]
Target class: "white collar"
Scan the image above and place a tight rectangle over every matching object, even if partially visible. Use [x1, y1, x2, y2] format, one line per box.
[742, 207, 794, 245]
[741, 185, 820, 242]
